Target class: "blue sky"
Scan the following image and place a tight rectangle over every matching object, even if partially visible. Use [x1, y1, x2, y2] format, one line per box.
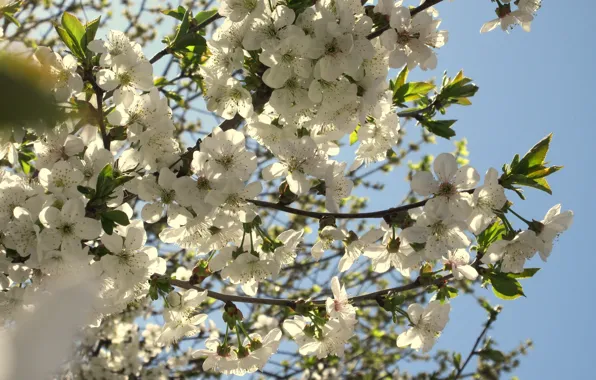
[103, 0, 596, 377]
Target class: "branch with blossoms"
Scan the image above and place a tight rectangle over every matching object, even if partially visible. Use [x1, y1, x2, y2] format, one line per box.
[0, 0, 566, 379]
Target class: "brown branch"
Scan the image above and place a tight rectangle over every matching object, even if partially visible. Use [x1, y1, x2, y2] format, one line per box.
[248, 188, 474, 220]
[168, 272, 453, 308]
[452, 312, 499, 380]
[367, 0, 446, 40]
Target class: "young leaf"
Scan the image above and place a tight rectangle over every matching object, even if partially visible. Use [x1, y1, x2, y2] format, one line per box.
[194, 9, 218, 25]
[102, 210, 130, 226]
[477, 221, 506, 251]
[349, 125, 360, 145]
[419, 119, 456, 139]
[488, 272, 525, 300]
[507, 268, 540, 279]
[61, 12, 86, 56]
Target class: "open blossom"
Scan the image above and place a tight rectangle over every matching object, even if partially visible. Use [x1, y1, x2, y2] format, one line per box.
[411, 153, 480, 220]
[468, 168, 508, 234]
[339, 228, 384, 272]
[262, 137, 326, 195]
[283, 317, 352, 359]
[326, 277, 357, 325]
[220, 252, 279, 296]
[396, 301, 450, 352]
[233, 328, 282, 375]
[39, 199, 101, 253]
[535, 204, 573, 261]
[365, 224, 420, 276]
[193, 338, 239, 374]
[88, 29, 143, 66]
[443, 249, 478, 280]
[481, 230, 541, 273]
[201, 68, 254, 120]
[34, 47, 83, 101]
[196, 127, 257, 181]
[402, 211, 471, 261]
[158, 289, 208, 345]
[480, 0, 540, 33]
[380, 7, 448, 70]
[311, 226, 347, 260]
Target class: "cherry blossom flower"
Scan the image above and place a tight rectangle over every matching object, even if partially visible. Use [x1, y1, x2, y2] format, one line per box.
[396, 301, 450, 352]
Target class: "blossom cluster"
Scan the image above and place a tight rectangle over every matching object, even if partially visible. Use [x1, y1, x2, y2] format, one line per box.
[0, 0, 567, 376]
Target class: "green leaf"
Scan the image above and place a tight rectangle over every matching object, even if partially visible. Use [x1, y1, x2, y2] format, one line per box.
[100, 216, 115, 235]
[419, 119, 456, 139]
[476, 221, 506, 251]
[61, 12, 86, 57]
[507, 174, 552, 195]
[516, 133, 552, 173]
[507, 268, 540, 279]
[102, 210, 130, 226]
[489, 272, 525, 300]
[171, 8, 191, 50]
[526, 165, 562, 179]
[83, 16, 101, 50]
[395, 66, 408, 89]
[393, 81, 435, 106]
[477, 349, 506, 362]
[161, 6, 187, 21]
[349, 125, 360, 145]
[194, 9, 218, 25]
[96, 163, 114, 196]
[55, 25, 84, 59]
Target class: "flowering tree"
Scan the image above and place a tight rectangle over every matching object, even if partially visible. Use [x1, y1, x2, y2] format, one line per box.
[0, 0, 573, 378]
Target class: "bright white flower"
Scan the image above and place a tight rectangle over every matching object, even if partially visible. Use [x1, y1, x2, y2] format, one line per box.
[34, 47, 83, 101]
[534, 204, 573, 261]
[262, 137, 326, 195]
[311, 226, 347, 260]
[193, 338, 239, 374]
[38, 160, 84, 198]
[34, 127, 84, 169]
[381, 7, 448, 70]
[468, 168, 507, 234]
[401, 211, 471, 261]
[206, 179, 262, 223]
[97, 58, 153, 95]
[88, 30, 143, 66]
[266, 229, 304, 267]
[260, 30, 313, 88]
[339, 228, 384, 272]
[158, 289, 208, 345]
[4, 207, 40, 258]
[137, 168, 185, 225]
[234, 328, 282, 375]
[325, 276, 357, 325]
[204, 39, 245, 78]
[202, 68, 254, 120]
[411, 153, 479, 220]
[196, 127, 257, 181]
[159, 213, 213, 251]
[443, 249, 478, 280]
[101, 221, 165, 289]
[218, 0, 265, 22]
[396, 301, 450, 352]
[220, 253, 279, 296]
[481, 230, 540, 273]
[324, 161, 353, 213]
[285, 318, 352, 359]
[365, 227, 420, 276]
[243, 6, 297, 51]
[480, 0, 539, 33]
[39, 199, 101, 253]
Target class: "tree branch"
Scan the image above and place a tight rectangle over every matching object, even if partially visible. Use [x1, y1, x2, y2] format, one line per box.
[248, 189, 474, 220]
[453, 313, 499, 380]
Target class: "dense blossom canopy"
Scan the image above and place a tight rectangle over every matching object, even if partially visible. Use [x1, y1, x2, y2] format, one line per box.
[0, 0, 573, 378]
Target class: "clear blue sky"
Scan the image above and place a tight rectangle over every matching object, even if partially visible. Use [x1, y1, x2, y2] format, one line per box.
[105, 0, 595, 377]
